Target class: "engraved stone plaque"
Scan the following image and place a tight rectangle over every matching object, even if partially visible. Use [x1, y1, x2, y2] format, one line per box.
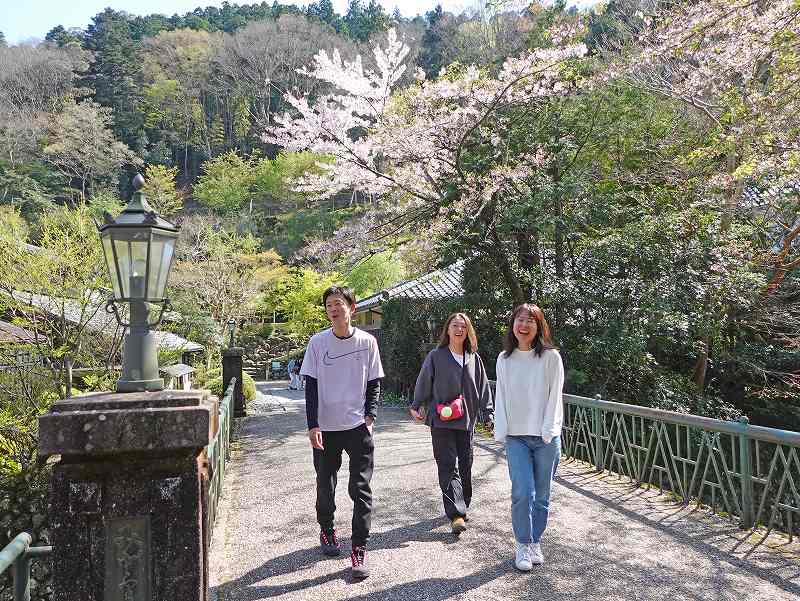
[105, 516, 151, 601]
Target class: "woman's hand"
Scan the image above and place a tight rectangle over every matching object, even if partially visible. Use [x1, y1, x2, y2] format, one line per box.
[409, 406, 425, 421]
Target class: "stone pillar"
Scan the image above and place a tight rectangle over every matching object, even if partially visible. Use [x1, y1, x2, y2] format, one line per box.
[38, 390, 212, 601]
[222, 346, 245, 417]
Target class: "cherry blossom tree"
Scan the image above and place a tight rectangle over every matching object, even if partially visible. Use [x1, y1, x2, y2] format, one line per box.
[264, 22, 590, 302]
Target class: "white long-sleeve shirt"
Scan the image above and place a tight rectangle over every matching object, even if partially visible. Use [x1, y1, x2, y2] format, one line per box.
[493, 348, 564, 444]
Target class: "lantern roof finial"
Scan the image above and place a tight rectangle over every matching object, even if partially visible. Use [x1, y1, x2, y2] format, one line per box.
[132, 173, 145, 191]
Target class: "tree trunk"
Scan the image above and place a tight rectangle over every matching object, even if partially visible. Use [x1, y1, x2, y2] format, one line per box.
[692, 149, 742, 390]
[692, 336, 710, 392]
[64, 356, 73, 399]
[516, 230, 536, 301]
[491, 230, 525, 305]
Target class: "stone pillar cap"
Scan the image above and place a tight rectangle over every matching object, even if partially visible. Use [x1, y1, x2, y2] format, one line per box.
[38, 389, 211, 458]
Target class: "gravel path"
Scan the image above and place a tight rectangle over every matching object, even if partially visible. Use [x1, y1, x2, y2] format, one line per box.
[209, 383, 800, 601]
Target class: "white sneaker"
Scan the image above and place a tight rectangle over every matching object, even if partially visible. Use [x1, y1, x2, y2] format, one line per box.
[529, 542, 544, 565]
[515, 542, 532, 571]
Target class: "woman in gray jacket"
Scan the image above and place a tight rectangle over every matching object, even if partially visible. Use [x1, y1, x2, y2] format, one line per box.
[410, 312, 493, 533]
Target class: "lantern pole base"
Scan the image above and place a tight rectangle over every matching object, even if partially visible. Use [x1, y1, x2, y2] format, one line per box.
[116, 377, 165, 393]
[118, 307, 163, 392]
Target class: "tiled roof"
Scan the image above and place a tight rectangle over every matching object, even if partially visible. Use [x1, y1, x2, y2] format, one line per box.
[355, 261, 465, 312]
[741, 182, 800, 210]
[159, 363, 196, 378]
[0, 320, 40, 344]
[2, 290, 203, 352]
[151, 331, 204, 353]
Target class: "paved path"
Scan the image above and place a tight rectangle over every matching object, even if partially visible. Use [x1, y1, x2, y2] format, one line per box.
[209, 384, 800, 601]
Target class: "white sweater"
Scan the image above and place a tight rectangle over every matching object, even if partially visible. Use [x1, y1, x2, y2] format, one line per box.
[493, 348, 564, 444]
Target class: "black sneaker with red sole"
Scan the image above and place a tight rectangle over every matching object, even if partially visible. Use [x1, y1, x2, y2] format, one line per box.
[319, 529, 340, 556]
[351, 546, 369, 579]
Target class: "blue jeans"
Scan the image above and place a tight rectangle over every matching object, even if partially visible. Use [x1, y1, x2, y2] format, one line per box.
[505, 435, 560, 544]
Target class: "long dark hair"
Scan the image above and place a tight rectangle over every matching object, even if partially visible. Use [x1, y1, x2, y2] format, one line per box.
[503, 304, 556, 357]
[438, 312, 478, 353]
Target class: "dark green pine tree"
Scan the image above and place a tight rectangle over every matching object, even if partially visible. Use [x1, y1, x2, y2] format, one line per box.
[419, 5, 445, 79]
[45, 25, 84, 47]
[0, 30, 6, 47]
[82, 9, 145, 152]
[363, 0, 389, 36]
[343, 0, 365, 40]
[344, 0, 388, 42]
[307, 0, 336, 26]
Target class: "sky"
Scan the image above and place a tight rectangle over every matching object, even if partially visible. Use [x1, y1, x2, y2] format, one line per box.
[1, 0, 599, 45]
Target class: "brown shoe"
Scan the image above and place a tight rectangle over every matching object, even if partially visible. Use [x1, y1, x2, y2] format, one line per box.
[451, 517, 467, 534]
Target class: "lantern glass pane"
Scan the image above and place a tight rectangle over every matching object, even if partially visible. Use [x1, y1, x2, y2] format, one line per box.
[101, 236, 123, 299]
[112, 237, 131, 298]
[152, 233, 176, 299]
[112, 236, 149, 299]
[130, 240, 149, 299]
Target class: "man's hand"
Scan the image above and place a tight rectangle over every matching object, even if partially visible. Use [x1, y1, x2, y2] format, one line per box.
[365, 416, 374, 434]
[409, 407, 425, 421]
[309, 427, 324, 450]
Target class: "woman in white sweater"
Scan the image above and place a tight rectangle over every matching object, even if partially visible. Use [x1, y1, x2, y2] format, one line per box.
[494, 303, 564, 571]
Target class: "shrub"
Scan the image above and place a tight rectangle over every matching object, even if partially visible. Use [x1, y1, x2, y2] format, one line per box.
[205, 371, 256, 403]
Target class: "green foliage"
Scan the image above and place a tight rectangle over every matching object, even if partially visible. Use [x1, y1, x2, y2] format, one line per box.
[45, 25, 83, 47]
[206, 371, 256, 402]
[171, 226, 286, 338]
[272, 204, 356, 258]
[194, 151, 331, 217]
[380, 389, 408, 407]
[142, 164, 183, 217]
[243, 371, 256, 402]
[86, 189, 124, 220]
[82, 9, 145, 150]
[343, 0, 390, 42]
[346, 251, 406, 297]
[0, 205, 114, 398]
[273, 268, 339, 342]
[193, 150, 254, 214]
[0, 161, 60, 224]
[79, 371, 119, 393]
[0, 360, 57, 478]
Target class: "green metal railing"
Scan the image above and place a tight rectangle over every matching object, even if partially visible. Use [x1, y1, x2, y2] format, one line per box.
[0, 532, 52, 601]
[562, 394, 800, 538]
[206, 377, 236, 540]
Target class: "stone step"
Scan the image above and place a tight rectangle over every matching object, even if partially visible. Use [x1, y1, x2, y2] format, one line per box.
[243, 366, 266, 377]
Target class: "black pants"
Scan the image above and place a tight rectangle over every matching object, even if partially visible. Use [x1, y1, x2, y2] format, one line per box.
[313, 424, 374, 547]
[430, 427, 473, 520]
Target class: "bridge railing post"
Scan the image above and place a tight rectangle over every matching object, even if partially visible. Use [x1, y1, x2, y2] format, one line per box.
[223, 347, 245, 418]
[738, 416, 755, 529]
[593, 395, 604, 472]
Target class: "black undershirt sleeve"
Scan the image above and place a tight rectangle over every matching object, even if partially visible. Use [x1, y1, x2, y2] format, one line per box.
[305, 376, 319, 430]
[365, 378, 380, 421]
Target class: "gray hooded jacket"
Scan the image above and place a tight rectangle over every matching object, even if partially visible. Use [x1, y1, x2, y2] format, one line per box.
[411, 346, 493, 431]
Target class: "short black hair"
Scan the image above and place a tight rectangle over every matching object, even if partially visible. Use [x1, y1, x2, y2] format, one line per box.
[322, 285, 356, 307]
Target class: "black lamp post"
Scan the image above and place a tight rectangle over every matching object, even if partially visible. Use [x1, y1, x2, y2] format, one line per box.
[98, 174, 180, 392]
[226, 318, 237, 348]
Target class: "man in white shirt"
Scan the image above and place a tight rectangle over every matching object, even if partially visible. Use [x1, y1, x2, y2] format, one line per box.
[300, 286, 384, 579]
